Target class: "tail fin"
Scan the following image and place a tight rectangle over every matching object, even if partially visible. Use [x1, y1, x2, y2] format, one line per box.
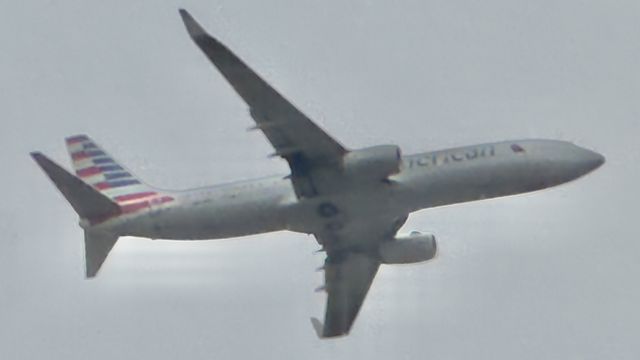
[64, 135, 174, 214]
[33, 135, 176, 278]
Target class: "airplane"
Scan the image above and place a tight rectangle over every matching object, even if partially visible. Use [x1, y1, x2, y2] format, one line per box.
[30, 9, 605, 338]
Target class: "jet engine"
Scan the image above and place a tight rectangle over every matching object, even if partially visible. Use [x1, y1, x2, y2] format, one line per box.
[379, 231, 437, 264]
[342, 145, 402, 181]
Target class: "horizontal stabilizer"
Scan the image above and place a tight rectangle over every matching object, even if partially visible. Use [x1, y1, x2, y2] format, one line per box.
[31, 152, 121, 222]
[85, 230, 118, 278]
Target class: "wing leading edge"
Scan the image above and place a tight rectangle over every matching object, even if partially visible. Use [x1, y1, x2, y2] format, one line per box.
[179, 10, 347, 198]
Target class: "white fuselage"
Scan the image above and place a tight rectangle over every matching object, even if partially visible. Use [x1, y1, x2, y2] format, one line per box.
[95, 139, 603, 241]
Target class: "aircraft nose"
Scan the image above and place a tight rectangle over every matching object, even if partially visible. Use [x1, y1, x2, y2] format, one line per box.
[575, 147, 605, 173]
[524, 140, 604, 188]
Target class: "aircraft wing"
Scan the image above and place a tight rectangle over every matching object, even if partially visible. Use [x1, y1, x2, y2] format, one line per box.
[179, 10, 401, 338]
[311, 215, 402, 338]
[314, 249, 380, 338]
[179, 10, 347, 197]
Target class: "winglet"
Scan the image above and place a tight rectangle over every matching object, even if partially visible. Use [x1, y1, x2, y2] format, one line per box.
[310, 317, 324, 339]
[179, 9, 207, 38]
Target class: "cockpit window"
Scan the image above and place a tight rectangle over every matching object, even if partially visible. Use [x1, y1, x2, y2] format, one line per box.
[511, 144, 525, 153]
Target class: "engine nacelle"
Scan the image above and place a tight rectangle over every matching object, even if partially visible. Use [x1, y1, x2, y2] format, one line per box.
[379, 232, 437, 264]
[342, 145, 402, 180]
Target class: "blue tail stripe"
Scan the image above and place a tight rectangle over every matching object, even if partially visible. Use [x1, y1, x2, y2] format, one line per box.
[86, 150, 106, 157]
[107, 179, 140, 188]
[104, 172, 132, 180]
[98, 165, 123, 172]
[93, 157, 115, 164]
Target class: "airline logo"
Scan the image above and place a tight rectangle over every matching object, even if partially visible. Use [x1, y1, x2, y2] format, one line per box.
[66, 135, 174, 215]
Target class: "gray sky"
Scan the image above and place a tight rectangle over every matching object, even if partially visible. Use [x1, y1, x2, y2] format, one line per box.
[2, 0, 639, 359]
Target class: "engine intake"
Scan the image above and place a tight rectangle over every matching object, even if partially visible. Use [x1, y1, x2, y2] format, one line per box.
[379, 232, 437, 264]
[342, 145, 402, 181]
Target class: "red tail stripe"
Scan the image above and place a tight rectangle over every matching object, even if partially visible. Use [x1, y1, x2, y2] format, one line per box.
[117, 196, 174, 215]
[71, 151, 89, 160]
[120, 201, 150, 214]
[66, 135, 88, 144]
[77, 166, 102, 177]
[95, 182, 111, 190]
[114, 192, 157, 202]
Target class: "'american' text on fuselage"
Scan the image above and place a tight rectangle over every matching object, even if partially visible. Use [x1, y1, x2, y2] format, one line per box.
[406, 145, 496, 169]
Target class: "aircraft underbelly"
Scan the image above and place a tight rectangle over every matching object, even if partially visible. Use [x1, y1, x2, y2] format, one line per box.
[284, 182, 408, 238]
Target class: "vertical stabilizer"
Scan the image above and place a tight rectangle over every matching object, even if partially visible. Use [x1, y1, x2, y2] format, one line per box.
[65, 135, 174, 215]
